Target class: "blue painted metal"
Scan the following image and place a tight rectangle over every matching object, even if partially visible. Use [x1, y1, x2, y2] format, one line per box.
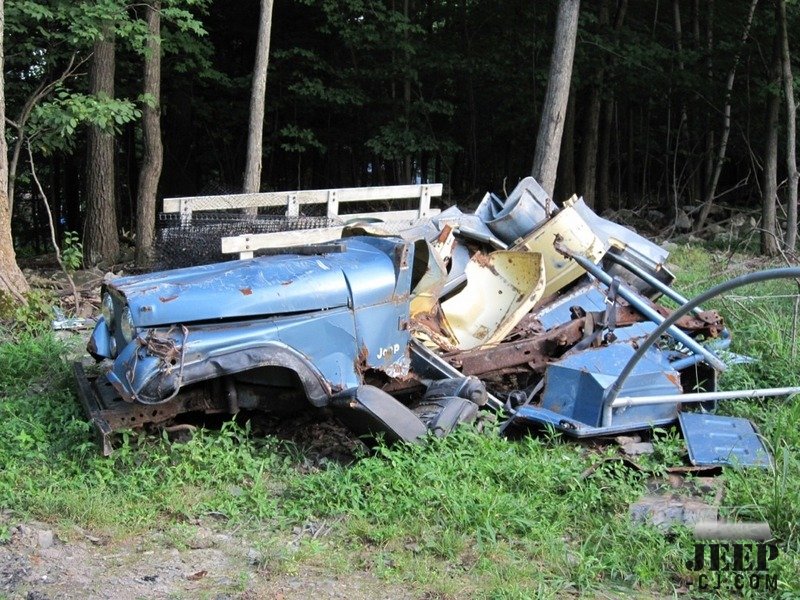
[679, 412, 772, 468]
[536, 284, 608, 331]
[540, 343, 682, 429]
[95, 236, 414, 405]
[510, 405, 678, 437]
[602, 267, 800, 426]
[107, 237, 404, 329]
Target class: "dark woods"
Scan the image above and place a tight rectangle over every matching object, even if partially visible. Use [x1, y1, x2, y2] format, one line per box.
[3, 0, 799, 273]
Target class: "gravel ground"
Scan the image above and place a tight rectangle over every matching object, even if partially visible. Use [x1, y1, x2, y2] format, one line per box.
[0, 518, 415, 600]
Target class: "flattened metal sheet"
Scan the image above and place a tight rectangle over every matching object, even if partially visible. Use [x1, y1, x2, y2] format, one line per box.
[679, 412, 771, 468]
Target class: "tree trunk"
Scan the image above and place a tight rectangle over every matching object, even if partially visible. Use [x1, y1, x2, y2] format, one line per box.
[672, 0, 691, 205]
[598, 96, 614, 212]
[578, 0, 609, 207]
[243, 0, 274, 200]
[531, 0, 580, 197]
[779, 0, 797, 249]
[556, 92, 576, 199]
[578, 86, 602, 207]
[761, 21, 781, 256]
[695, 0, 758, 231]
[626, 105, 635, 206]
[0, 0, 29, 301]
[403, 0, 413, 184]
[84, 24, 119, 266]
[703, 0, 715, 198]
[135, 0, 163, 268]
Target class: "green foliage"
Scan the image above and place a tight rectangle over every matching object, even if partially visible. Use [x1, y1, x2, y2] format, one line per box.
[61, 231, 83, 272]
[29, 90, 142, 154]
[3, 248, 800, 595]
[279, 125, 326, 154]
[0, 291, 55, 336]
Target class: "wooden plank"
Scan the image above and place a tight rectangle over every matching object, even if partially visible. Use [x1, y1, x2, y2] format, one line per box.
[418, 185, 431, 218]
[338, 208, 439, 222]
[163, 184, 443, 213]
[326, 189, 338, 217]
[221, 227, 346, 254]
[220, 207, 441, 256]
[223, 228, 343, 255]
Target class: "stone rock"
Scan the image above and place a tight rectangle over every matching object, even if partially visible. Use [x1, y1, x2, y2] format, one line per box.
[661, 241, 678, 252]
[675, 209, 692, 231]
[37, 530, 53, 550]
[630, 495, 717, 530]
[620, 442, 655, 456]
[246, 548, 262, 566]
[731, 213, 747, 228]
[646, 209, 664, 224]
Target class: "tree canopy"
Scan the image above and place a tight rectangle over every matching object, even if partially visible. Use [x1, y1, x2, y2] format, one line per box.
[2, 0, 799, 282]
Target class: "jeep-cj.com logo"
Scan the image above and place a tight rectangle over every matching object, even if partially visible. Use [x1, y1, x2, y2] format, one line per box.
[687, 520, 780, 592]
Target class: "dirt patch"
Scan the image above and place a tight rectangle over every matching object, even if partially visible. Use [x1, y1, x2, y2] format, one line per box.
[0, 518, 416, 600]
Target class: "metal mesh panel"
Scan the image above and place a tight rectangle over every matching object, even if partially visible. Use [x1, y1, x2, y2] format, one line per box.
[154, 212, 341, 270]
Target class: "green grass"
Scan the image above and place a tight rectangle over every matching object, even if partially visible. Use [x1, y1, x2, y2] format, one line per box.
[1, 245, 799, 597]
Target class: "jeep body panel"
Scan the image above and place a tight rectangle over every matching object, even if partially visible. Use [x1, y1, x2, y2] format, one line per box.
[95, 237, 414, 405]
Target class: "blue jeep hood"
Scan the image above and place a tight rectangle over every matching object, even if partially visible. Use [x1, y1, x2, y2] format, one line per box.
[109, 238, 400, 328]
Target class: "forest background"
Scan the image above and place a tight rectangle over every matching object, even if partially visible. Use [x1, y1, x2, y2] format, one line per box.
[0, 0, 798, 296]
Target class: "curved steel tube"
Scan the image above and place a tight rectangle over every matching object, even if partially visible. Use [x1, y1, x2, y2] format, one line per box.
[604, 250, 703, 316]
[602, 267, 800, 426]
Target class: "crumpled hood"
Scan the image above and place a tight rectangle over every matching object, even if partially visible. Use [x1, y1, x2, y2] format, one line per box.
[109, 238, 398, 328]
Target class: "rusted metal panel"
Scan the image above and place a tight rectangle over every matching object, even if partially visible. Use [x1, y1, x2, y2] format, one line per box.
[76, 179, 784, 462]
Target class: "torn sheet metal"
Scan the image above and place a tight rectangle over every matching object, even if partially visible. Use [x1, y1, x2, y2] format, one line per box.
[432, 206, 507, 250]
[437, 250, 545, 350]
[511, 198, 606, 297]
[475, 177, 553, 244]
[75, 177, 792, 466]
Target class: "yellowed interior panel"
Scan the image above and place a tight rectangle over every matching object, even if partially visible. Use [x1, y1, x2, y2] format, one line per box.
[439, 251, 545, 350]
[512, 196, 606, 297]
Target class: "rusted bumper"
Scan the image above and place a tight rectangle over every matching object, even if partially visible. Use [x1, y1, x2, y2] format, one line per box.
[73, 362, 116, 456]
[73, 361, 225, 455]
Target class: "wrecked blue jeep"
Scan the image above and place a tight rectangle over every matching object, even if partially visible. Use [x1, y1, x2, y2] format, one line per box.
[76, 178, 799, 464]
[77, 235, 489, 454]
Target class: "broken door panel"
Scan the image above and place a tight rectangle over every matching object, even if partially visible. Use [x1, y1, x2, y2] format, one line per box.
[438, 251, 546, 350]
[511, 199, 606, 298]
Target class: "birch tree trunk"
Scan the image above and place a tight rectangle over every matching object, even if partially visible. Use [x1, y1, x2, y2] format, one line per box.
[695, 0, 758, 231]
[84, 24, 120, 265]
[761, 22, 781, 256]
[243, 0, 274, 202]
[0, 0, 29, 301]
[779, 0, 797, 249]
[531, 0, 580, 197]
[135, 0, 163, 267]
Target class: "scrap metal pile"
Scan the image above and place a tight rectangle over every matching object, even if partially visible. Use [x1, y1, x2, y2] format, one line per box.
[76, 178, 800, 464]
